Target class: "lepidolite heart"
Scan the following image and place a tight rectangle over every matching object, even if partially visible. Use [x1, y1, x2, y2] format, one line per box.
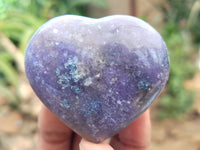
[25, 15, 169, 143]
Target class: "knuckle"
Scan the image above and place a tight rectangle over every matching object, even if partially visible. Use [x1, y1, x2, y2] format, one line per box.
[119, 137, 150, 150]
[39, 129, 70, 144]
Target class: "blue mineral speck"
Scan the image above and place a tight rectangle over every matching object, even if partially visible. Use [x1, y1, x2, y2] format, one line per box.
[137, 80, 151, 90]
[71, 85, 82, 94]
[56, 68, 70, 89]
[56, 56, 83, 90]
[61, 99, 70, 108]
[84, 100, 101, 116]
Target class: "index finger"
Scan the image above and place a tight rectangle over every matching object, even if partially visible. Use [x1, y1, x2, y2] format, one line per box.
[110, 109, 151, 150]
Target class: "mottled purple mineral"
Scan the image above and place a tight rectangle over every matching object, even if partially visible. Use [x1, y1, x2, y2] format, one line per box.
[25, 15, 169, 143]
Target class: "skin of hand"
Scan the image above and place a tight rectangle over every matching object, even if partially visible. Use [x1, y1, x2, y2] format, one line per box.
[38, 105, 151, 150]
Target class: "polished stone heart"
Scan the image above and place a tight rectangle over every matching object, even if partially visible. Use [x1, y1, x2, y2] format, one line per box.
[25, 15, 169, 143]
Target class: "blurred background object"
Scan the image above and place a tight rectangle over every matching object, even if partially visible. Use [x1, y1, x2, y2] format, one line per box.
[0, 0, 199, 150]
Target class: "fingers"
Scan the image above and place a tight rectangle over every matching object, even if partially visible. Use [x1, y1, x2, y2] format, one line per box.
[71, 133, 82, 150]
[110, 109, 151, 150]
[38, 105, 73, 150]
[79, 139, 114, 150]
[38, 105, 150, 150]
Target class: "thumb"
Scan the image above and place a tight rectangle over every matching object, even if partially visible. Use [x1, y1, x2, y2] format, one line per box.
[79, 139, 114, 150]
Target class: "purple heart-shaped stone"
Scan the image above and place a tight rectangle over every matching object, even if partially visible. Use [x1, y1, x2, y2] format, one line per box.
[25, 15, 169, 143]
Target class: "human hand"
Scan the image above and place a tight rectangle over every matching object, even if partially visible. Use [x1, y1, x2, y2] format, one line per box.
[38, 106, 150, 150]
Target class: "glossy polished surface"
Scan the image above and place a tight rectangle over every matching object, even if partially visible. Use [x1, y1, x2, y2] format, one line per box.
[25, 15, 169, 143]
